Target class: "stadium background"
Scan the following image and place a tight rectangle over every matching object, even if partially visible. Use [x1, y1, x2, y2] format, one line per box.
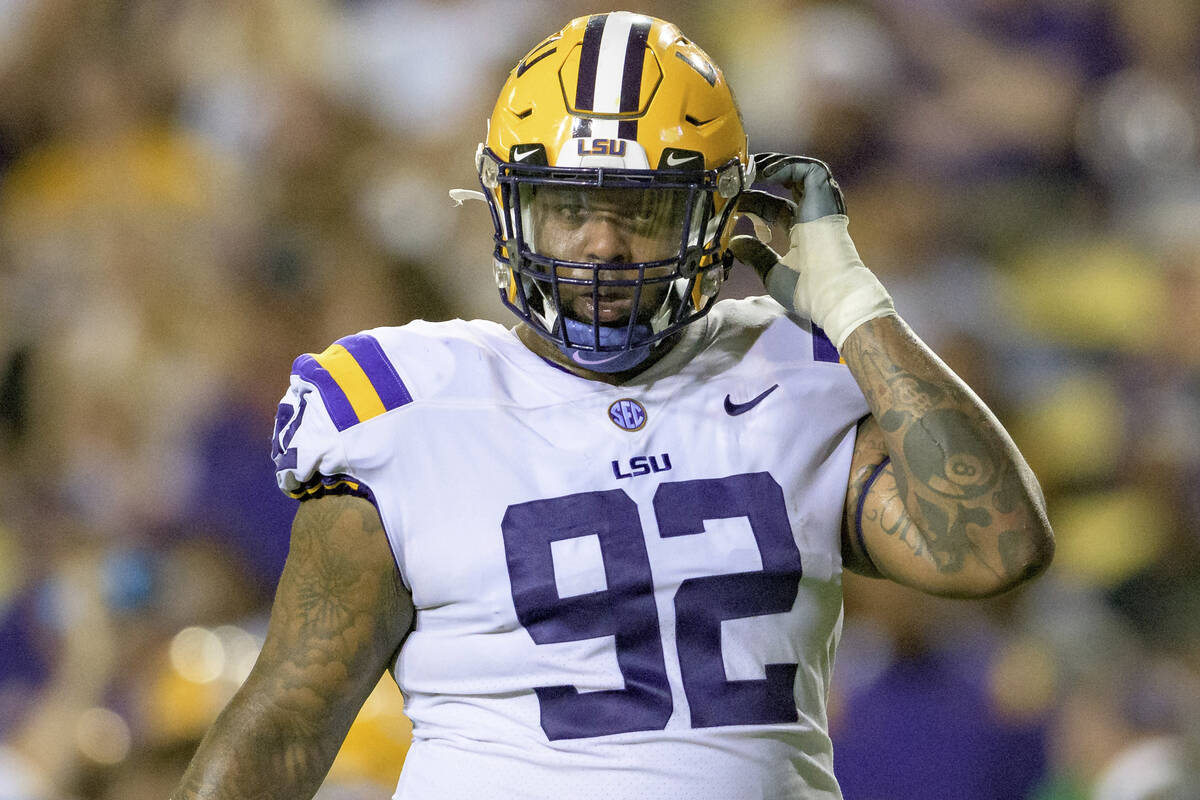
[0, 0, 1197, 797]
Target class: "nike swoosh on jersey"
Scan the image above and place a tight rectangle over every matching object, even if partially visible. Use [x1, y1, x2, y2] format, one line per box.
[723, 384, 780, 416]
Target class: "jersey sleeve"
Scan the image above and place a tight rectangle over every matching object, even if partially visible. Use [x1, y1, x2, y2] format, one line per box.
[271, 368, 353, 500]
[270, 333, 414, 501]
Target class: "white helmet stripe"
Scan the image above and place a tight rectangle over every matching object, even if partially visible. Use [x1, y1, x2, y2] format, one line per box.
[592, 14, 636, 113]
[573, 13, 652, 141]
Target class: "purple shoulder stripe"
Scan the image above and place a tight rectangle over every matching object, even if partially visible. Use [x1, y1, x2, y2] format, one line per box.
[812, 324, 840, 363]
[336, 334, 413, 411]
[292, 354, 359, 432]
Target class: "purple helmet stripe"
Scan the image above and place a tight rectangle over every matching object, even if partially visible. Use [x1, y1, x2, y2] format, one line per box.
[574, 14, 606, 112]
[292, 354, 360, 431]
[335, 334, 413, 411]
[619, 19, 650, 114]
[614, 18, 649, 141]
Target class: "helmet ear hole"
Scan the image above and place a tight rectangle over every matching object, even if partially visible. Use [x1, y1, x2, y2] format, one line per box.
[493, 261, 511, 290]
[479, 153, 500, 189]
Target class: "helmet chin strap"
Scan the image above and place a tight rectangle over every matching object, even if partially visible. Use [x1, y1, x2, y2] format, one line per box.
[556, 317, 655, 373]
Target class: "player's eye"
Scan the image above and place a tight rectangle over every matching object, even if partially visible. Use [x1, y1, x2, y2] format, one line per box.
[631, 203, 657, 223]
[540, 189, 587, 222]
[630, 195, 683, 232]
[556, 200, 585, 219]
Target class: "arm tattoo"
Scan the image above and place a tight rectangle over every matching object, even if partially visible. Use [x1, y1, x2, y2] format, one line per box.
[860, 474, 923, 555]
[842, 317, 1052, 590]
[171, 495, 412, 799]
[294, 542, 356, 632]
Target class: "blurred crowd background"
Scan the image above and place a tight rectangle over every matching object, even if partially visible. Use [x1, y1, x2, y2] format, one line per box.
[0, 0, 1198, 797]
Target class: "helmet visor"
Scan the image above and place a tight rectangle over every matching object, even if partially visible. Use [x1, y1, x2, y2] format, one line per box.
[520, 184, 691, 263]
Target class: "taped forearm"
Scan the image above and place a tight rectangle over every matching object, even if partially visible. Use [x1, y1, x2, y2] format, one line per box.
[779, 215, 895, 349]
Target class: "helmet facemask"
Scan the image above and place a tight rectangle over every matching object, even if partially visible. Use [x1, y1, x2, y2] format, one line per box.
[478, 144, 748, 372]
[475, 11, 753, 372]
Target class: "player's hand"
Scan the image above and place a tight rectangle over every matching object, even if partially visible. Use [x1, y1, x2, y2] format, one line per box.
[747, 152, 846, 224]
[729, 154, 844, 272]
[729, 154, 845, 306]
[729, 153, 893, 350]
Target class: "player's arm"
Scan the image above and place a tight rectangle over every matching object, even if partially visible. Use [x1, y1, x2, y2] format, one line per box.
[731, 153, 1053, 598]
[170, 494, 412, 799]
[838, 320, 1053, 596]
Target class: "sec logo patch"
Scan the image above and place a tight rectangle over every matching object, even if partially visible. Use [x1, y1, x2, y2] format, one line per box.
[608, 398, 647, 431]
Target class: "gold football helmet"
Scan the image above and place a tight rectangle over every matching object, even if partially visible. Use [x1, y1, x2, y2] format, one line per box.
[477, 12, 753, 371]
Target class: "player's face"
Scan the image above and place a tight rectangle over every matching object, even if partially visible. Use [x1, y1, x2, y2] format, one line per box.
[525, 185, 688, 325]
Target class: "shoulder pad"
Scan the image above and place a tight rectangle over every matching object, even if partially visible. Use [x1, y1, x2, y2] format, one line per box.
[291, 333, 414, 432]
[272, 332, 413, 497]
[711, 296, 843, 364]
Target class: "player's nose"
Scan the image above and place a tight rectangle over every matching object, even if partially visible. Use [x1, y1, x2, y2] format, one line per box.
[581, 214, 633, 263]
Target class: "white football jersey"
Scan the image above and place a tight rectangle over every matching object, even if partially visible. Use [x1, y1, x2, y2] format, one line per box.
[272, 296, 869, 799]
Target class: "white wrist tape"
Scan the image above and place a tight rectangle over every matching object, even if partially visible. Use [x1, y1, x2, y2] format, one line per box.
[779, 215, 895, 349]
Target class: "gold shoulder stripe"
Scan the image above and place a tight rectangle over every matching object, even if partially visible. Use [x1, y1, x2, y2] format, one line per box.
[312, 343, 388, 424]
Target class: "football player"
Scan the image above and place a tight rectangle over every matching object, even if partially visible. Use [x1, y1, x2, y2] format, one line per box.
[172, 12, 1053, 799]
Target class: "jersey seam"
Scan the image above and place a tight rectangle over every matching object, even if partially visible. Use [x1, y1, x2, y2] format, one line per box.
[336, 430, 413, 592]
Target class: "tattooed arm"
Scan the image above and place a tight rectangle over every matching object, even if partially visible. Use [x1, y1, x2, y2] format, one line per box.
[170, 494, 413, 799]
[840, 316, 1054, 597]
[731, 154, 1052, 597]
